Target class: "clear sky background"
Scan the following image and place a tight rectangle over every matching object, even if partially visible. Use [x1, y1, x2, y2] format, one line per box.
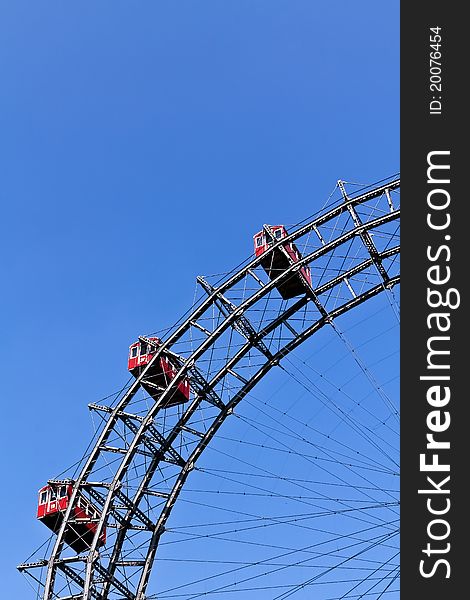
[0, 1, 399, 596]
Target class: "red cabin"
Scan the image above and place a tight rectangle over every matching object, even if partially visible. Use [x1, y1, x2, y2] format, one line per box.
[128, 337, 190, 407]
[253, 225, 312, 299]
[37, 483, 106, 553]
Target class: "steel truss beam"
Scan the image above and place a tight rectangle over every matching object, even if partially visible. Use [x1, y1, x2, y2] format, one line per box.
[21, 179, 400, 600]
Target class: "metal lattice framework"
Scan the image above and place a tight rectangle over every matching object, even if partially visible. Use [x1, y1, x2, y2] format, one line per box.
[19, 177, 400, 600]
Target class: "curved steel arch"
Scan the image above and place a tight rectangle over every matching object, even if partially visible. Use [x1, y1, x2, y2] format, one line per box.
[20, 178, 400, 600]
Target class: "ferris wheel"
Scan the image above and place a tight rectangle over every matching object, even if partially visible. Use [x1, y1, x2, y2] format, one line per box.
[19, 176, 400, 600]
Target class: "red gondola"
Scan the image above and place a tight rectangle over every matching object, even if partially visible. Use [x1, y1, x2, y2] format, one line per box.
[128, 337, 190, 407]
[37, 483, 106, 553]
[253, 225, 312, 299]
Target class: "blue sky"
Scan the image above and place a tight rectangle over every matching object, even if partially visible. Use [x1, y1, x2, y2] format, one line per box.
[0, 1, 399, 596]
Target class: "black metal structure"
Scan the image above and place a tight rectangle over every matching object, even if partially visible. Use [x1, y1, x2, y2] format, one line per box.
[19, 177, 400, 600]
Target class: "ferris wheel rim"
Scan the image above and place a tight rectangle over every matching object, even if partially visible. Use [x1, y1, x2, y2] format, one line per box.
[20, 177, 400, 600]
